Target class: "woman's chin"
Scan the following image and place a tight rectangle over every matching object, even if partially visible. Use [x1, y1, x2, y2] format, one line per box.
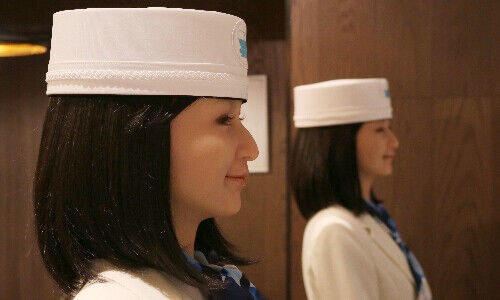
[213, 196, 242, 217]
[373, 165, 393, 177]
[382, 166, 393, 176]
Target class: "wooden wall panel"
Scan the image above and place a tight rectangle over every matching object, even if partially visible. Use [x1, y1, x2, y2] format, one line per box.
[0, 54, 62, 299]
[217, 40, 289, 300]
[0, 0, 285, 40]
[291, 1, 498, 299]
[291, 0, 496, 99]
[289, 203, 307, 299]
[430, 1, 496, 98]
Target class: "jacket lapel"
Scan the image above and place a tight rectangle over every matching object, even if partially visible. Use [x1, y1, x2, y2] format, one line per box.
[359, 214, 415, 284]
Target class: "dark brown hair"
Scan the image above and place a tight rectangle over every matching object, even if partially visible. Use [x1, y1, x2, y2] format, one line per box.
[290, 123, 374, 219]
[33, 95, 250, 296]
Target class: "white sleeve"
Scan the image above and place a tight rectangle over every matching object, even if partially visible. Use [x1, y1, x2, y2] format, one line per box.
[309, 224, 379, 300]
[73, 281, 142, 300]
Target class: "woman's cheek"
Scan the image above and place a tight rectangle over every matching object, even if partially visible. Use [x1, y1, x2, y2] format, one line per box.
[196, 136, 234, 174]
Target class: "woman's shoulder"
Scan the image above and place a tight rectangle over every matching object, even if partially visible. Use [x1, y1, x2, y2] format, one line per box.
[302, 205, 374, 264]
[73, 260, 204, 300]
[74, 279, 140, 299]
[304, 205, 364, 236]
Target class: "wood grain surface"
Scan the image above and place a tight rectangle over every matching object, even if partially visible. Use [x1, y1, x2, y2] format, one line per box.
[0, 54, 61, 299]
[291, 0, 497, 99]
[0, 0, 285, 40]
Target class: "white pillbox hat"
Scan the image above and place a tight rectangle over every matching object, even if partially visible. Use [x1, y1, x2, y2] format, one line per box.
[46, 8, 249, 99]
[293, 78, 392, 128]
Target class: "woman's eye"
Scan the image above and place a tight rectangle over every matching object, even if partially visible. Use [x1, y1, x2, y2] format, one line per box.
[217, 114, 235, 125]
[376, 127, 385, 132]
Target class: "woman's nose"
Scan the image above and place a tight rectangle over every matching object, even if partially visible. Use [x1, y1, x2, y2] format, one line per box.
[239, 125, 259, 161]
[390, 131, 400, 149]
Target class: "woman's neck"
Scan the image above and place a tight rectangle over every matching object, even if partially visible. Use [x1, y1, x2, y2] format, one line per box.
[170, 202, 204, 258]
[359, 172, 375, 202]
[174, 220, 198, 258]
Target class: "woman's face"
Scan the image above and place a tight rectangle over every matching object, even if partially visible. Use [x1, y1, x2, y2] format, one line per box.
[356, 119, 399, 180]
[170, 98, 259, 220]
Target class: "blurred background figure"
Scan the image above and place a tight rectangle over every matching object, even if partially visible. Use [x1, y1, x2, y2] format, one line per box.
[291, 78, 431, 299]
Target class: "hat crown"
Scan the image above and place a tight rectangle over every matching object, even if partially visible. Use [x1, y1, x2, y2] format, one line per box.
[46, 8, 249, 99]
[293, 78, 392, 128]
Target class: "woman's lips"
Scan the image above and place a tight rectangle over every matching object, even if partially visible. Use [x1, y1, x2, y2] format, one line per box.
[383, 155, 395, 160]
[225, 175, 248, 187]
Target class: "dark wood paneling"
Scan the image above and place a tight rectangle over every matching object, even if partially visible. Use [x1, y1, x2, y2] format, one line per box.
[217, 40, 289, 300]
[0, 54, 62, 299]
[291, 0, 496, 99]
[289, 203, 307, 300]
[291, 1, 498, 299]
[430, 1, 496, 98]
[0, 0, 285, 40]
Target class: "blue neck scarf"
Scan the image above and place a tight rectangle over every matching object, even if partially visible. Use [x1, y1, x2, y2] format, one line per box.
[364, 199, 432, 300]
[184, 250, 264, 300]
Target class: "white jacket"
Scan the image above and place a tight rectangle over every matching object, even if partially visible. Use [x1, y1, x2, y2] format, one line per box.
[73, 260, 205, 300]
[302, 205, 430, 300]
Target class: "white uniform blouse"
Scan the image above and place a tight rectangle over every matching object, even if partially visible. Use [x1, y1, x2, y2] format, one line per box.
[302, 205, 427, 300]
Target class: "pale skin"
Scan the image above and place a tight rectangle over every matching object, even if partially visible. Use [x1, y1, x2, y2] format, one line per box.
[356, 119, 400, 202]
[170, 98, 259, 258]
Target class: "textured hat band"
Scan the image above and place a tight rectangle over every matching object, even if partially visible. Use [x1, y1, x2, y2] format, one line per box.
[46, 61, 247, 98]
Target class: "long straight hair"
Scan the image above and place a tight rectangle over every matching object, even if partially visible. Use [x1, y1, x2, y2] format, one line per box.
[33, 95, 250, 296]
[290, 123, 374, 219]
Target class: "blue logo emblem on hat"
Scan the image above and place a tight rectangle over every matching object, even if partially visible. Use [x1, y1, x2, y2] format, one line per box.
[384, 89, 390, 98]
[238, 38, 247, 58]
[232, 20, 248, 69]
